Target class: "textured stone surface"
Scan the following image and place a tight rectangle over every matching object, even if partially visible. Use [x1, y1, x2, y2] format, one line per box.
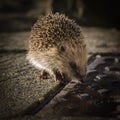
[0, 52, 60, 118]
[82, 27, 120, 53]
[0, 32, 29, 50]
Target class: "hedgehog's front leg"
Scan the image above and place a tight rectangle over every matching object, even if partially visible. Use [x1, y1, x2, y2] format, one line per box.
[50, 69, 69, 84]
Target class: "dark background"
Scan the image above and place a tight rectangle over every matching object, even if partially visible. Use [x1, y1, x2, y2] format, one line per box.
[0, 0, 120, 32]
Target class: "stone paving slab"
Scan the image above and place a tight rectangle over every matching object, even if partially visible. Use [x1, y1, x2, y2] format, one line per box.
[82, 27, 120, 53]
[0, 32, 29, 50]
[0, 52, 60, 118]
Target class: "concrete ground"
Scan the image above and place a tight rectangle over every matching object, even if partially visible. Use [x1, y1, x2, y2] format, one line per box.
[0, 21, 120, 119]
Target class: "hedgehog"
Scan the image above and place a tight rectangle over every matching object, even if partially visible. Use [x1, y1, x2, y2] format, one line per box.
[27, 13, 87, 83]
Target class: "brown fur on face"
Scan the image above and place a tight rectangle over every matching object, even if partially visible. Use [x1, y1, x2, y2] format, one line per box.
[27, 13, 87, 82]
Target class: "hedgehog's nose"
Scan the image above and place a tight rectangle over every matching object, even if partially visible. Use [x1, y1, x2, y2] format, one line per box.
[69, 62, 85, 82]
[74, 70, 86, 82]
[80, 75, 86, 83]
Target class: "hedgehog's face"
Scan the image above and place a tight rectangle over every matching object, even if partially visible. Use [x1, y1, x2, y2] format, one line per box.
[60, 45, 87, 82]
[47, 44, 87, 82]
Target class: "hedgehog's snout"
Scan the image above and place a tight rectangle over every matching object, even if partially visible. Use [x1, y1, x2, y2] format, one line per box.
[69, 62, 85, 82]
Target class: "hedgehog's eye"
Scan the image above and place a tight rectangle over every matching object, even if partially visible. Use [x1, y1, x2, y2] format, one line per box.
[60, 46, 65, 52]
[69, 62, 84, 81]
[69, 62, 77, 70]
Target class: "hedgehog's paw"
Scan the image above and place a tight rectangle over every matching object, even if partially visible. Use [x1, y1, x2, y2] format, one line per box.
[52, 70, 69, 84]
[39, 70, 50, 79]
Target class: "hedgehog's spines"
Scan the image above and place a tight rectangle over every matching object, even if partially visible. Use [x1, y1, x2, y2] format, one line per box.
[29, 13, 84, 52]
